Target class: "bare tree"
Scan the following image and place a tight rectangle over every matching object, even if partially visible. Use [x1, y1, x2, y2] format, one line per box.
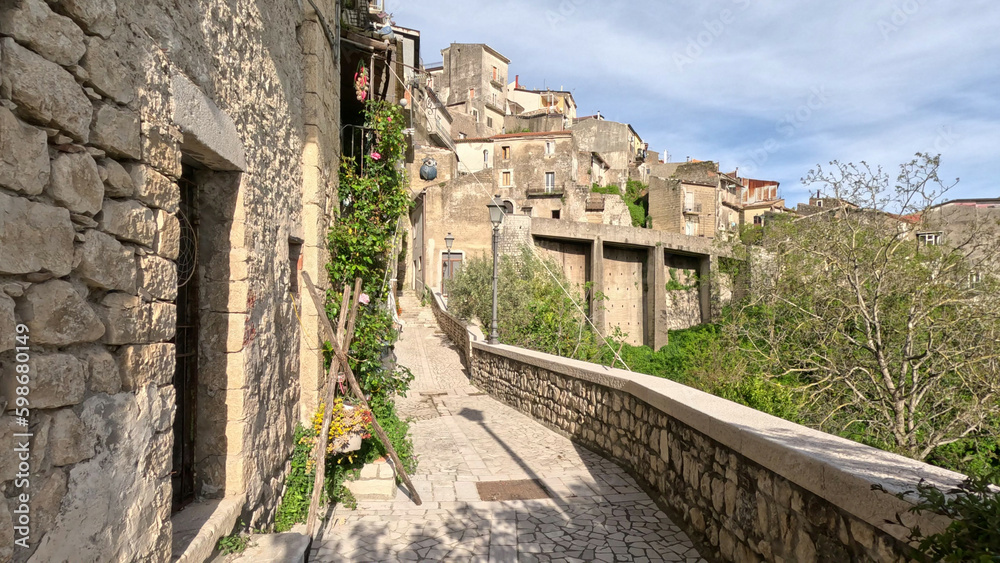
[733, 154, 1000, 460]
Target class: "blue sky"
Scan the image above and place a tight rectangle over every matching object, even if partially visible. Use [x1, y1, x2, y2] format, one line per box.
[391, 0, 1000, 206]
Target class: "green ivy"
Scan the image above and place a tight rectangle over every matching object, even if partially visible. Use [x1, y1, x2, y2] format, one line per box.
[592, 181, 648, 228]
[326, 100, 414, 399]
[369, 394, 417, 475]
[275, 100, 419, 533]
[665, 268, 698, 291]
[273, 424, 378, 532]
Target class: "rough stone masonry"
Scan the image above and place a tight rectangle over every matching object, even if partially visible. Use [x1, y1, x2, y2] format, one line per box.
[0, 0, 342, 561]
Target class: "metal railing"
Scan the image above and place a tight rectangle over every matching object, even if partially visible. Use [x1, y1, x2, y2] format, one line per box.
[342, 0, 374, 30]
[683, 203, 703, 214]
[342, 124, 376, 176]
[526, 183, 568, 197]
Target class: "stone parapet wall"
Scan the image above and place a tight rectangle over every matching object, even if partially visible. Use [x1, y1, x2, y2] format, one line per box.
[429, 309, 957, 563]
[429, 293, 476, 363]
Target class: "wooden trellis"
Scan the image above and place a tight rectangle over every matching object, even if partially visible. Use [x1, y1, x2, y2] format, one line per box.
[302, 273, 421, 538]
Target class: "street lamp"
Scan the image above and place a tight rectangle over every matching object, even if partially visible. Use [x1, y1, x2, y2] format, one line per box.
[486, 195, 505, 345]
[443, 232, 454, 300]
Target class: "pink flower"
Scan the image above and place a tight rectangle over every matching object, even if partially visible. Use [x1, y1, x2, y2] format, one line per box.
[370, 151, 381, 161]
[359, 293, 371, 305]
[388, 117, 393, 122]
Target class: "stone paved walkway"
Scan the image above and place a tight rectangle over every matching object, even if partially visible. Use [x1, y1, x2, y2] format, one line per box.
[310, 294, 705, 563]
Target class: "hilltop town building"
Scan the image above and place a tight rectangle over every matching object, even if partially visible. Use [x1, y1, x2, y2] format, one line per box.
[435, 43, 511, 138]
[571, 117, 646, 186]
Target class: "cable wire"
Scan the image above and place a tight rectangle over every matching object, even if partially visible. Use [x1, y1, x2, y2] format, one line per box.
[450, 160, 633, 373]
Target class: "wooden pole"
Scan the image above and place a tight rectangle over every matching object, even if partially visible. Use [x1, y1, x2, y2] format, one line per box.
[306, 283, 357, 536]
[302, 273, 423, 507]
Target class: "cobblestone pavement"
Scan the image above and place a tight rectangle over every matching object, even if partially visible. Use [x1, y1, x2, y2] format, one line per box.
[311, 294, 706, 563]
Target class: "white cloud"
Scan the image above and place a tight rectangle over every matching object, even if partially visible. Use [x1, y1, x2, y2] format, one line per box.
[391, 0, 1000, 201]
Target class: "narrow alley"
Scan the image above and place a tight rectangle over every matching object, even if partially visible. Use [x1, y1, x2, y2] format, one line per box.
[309, 295, 707, 563]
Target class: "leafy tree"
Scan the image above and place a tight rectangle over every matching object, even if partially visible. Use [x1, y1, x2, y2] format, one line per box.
[727, 154, 1000, 460]
[448, 248, 611, 362]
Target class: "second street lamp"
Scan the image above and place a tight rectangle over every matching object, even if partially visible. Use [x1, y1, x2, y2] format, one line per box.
[444, 232, 454, 301]
[486, 195, 505, 345]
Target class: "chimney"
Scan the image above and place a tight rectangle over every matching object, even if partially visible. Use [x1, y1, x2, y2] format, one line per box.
[515, 75, 519, 89]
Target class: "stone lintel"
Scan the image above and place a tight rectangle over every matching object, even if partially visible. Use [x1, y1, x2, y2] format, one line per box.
[170, 73, 247, 172]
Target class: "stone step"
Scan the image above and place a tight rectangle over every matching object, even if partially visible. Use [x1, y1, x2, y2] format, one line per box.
[172, 497, 243, 563]
[220, 530, 311, 563]
[344, 459, 398, 501]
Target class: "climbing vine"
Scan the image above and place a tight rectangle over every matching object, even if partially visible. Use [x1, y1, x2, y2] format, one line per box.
[326, 99, 414, 398]
[276, 101, 418, 532]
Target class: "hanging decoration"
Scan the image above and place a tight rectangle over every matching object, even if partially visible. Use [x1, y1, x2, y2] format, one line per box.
[419, 157, 438, 181]
[354, 62, 369, 102]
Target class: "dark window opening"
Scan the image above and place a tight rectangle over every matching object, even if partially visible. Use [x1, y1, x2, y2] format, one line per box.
[289, 237, 303, 296]
[173, 164, 200, 513]
[551, 209, 561, 219]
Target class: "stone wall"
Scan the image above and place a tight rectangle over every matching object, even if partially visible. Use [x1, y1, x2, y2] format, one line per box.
[602, 246, 646, 346]
[429, 293, 475, 363]
[648, 176, 684, 234]
[430, 312, 959, 563]
[0, 0, 340, 560]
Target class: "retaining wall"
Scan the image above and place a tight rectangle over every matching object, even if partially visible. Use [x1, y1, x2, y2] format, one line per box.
[429, 296, 956, 563]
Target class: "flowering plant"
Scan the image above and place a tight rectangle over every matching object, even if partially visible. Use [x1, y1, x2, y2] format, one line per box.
[304, 399, 374, 472]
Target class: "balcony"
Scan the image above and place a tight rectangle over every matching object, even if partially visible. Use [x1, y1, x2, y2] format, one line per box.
[586, 194, 606, 212]
[485, 100, 505, 115]
[526, 184, 567, 198]
[342, 0, 375, 30]
[683, 203, 703, 214]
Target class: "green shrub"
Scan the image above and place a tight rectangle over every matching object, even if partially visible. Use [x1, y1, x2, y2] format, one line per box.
[273, 423, 376, 532]
[448, 248, 610, 362]
[590, 184, 622, 196]
[368, 393, 417, 475]
[591, 181, 648, 227]
[878, 471, 1000, 562]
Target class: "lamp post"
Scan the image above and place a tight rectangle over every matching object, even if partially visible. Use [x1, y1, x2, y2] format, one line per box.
[443, 232, 454, 300]
[486, 195, 504, 345]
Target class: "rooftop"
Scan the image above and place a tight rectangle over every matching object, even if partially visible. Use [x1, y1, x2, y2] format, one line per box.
[442, 43, 511, 64]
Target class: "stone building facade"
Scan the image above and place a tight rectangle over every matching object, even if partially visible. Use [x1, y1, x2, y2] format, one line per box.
[0, 0, 344, 560]
[571, 118, 645, 187]
[436, 43, 510, 138]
